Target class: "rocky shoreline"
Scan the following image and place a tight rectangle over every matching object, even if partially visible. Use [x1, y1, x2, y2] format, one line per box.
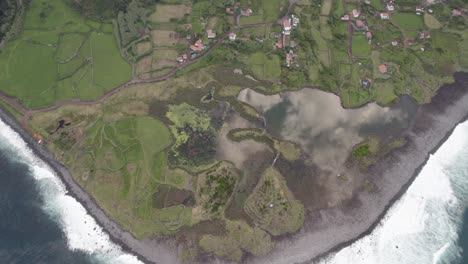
[0, 106, 177, 264]
[248, 72, 468, 264]
[0, 72, 467, 264]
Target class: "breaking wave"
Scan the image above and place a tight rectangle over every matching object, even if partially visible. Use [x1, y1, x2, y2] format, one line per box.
[0, 118, 143, 264]
[317, 121, 468, 264]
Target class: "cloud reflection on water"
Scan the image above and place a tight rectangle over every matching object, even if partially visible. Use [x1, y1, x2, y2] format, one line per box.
[238, 88, 409, 173]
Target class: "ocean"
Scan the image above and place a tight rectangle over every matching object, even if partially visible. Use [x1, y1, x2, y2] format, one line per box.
[0, 119, 143, 264]
[317, 120, 468, 264]
[0, 116, 467, 264]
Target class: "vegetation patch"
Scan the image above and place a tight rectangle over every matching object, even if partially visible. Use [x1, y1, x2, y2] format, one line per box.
[392, 13, 423, 31]
[166, 103, 216, 167]
[194, 162, 238, 220]
[249, 52, 281, 82]
[244, 168, 304, 236]
[199, 220, 274, 262]
[149, 3, 191, 23]
[352, 35, 371, 57]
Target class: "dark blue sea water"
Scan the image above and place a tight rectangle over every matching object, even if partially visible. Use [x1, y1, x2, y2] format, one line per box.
[0, 119, 142, 264]
[0, 118, 467, 264]
[0, 150, 94, 263]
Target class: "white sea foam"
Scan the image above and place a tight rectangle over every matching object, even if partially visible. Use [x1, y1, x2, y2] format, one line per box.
[0, 119, 143, 264]
[318, 121, 468, 264]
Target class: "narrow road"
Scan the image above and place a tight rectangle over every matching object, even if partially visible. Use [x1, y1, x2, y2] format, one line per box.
[0, 2, 298, 130]
[343, 0, 354, 60]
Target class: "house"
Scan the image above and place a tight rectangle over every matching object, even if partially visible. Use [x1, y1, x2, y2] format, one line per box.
[226, 7, 234, 14]
[386, 4, 395, 11]
[275, 41, 283, 48]
[364, 0, 371, 4]
[190, 39, 203, 51]
[341, 14, 350, 21]
[33, 133, 44, 143]
[391, 40, 398, 46]
[292, 14, 300, 27]
[416, 6, 424, 12]
[241, 8, 253, 16]
[207, 29, 216, 39]
[352, 9, 360, 18]
[419, 32, 425, 39]
[428, 9, 433, 14]
[379, 64, 388, 73]
[255, 36, 264, 42]
[361, 78, 372, 89]
[283, 18, 292, 35]
[366, 31, 372, 39]
[380, 12, 390, 19]
[177, 56, 183, 63]
[452, 9, 462, 16]
[356, 19, 365, 28]
[286, 53, 291, 67]
[228, 32, 237, 41]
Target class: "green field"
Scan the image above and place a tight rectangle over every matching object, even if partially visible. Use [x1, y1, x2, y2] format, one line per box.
[249, 52, 281, 82]
[240, 0, 283, 25]
[30, 108, 196, 238]
[0, 0, 131, 109]
[352, 35, 371, 57]
[392, 13, 424, 30]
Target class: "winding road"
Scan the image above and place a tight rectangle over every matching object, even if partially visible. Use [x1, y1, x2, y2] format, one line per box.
[0, 1, 296, 131]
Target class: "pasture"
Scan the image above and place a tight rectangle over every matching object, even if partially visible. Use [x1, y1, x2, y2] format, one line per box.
[0, 0, 131, 109]
[249, 53, 281, 82]
[149, 4, 191, 23]
[151, 30, 180, 46]
[392, 13, 423, 31]
[352, 34, 371, 57]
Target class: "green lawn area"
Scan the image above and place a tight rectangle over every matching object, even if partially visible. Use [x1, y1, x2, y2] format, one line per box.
[0, 34, 57, 109]
[249, 52, 281, 82]
[69, 115, 183, 238]
[352, 35, 371, 57]
[392, 13, 423, 31]
[240, 0, 283, 25]
[191, 1, 210, 34]
[23, 0, 84, 28]
[370, 0, 385, 10]
[90, 32, 131, 90]
[262, 0, 282, 21]
[240, 15, 264, 25]
[56, 33, 86, 61]
[0, 0, 131, 109]
[373, 80, 398, 105]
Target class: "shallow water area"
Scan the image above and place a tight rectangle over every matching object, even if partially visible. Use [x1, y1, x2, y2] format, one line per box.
[238, 88, 417, 172]
[315, 121, 468, 264]
[0, 118, 143, 264]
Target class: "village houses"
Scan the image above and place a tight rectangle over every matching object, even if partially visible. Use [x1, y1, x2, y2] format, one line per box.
[228, 32, 236, 41]
[190, 39, 204, 51]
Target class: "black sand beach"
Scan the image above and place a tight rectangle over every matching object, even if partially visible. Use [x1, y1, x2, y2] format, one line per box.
[0, 72, 467, 264]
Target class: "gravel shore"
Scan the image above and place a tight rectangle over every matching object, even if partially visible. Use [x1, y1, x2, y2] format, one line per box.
[0, 107, 178, 264]
[0, 72, 467, 264]
[248, 72, 468, 264]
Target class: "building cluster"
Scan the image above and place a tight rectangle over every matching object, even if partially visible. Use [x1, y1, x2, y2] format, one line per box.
[276, 15, 300, 67]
